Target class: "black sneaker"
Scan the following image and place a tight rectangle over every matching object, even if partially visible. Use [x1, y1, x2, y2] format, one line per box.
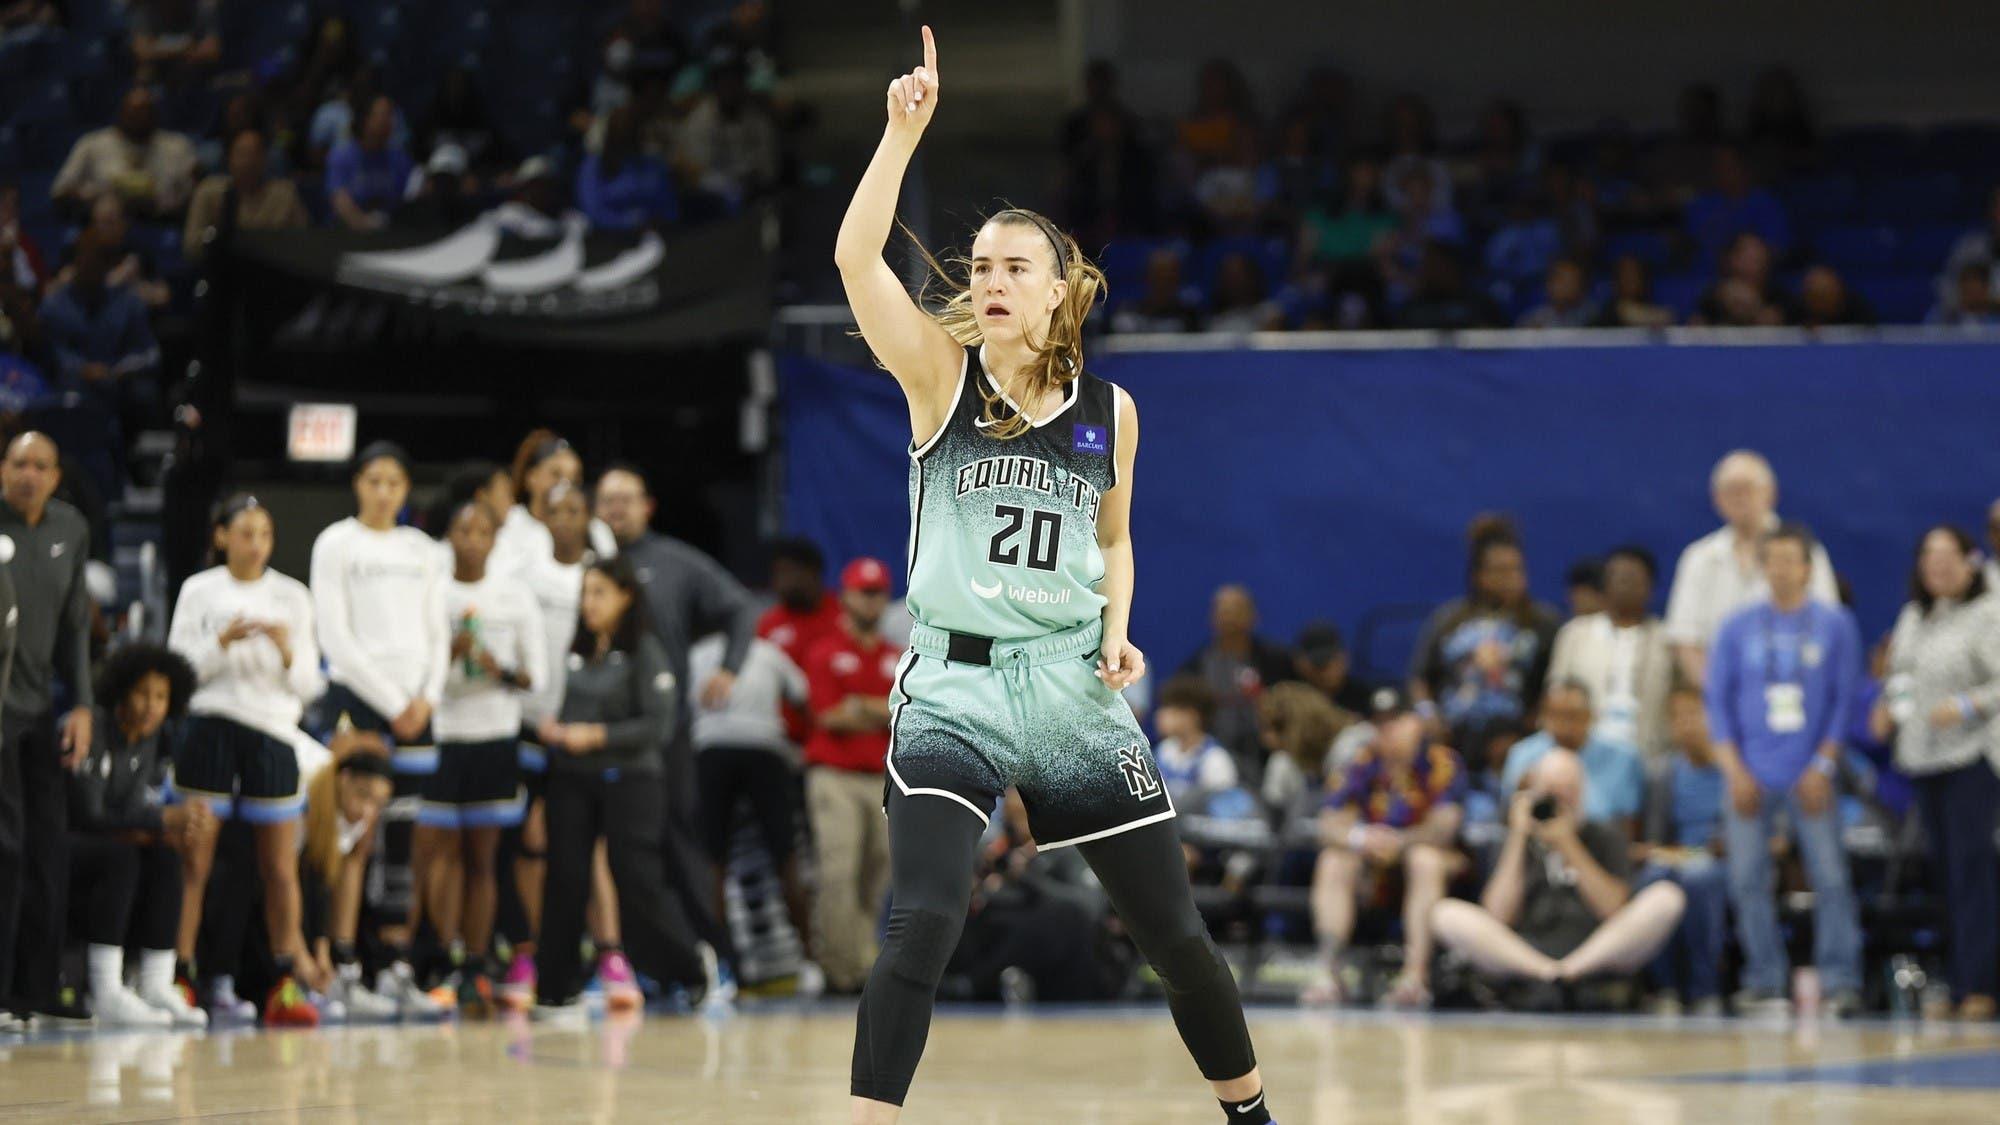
[36, 998, 95, 1028]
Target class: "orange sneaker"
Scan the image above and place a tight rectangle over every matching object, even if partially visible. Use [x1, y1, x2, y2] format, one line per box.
[264, 976, 321, 1028]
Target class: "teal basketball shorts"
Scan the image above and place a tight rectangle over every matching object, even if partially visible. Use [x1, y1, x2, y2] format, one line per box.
[886, 619, 1176, 849]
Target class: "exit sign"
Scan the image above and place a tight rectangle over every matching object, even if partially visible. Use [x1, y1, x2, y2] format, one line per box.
[287, 403, 358, 463]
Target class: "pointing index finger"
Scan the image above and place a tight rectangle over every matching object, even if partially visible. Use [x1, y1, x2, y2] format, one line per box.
[922, 24, 937, 78]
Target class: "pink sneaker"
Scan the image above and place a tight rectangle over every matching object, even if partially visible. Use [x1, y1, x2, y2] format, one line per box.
[596, 950, 641, 1012]
[500, 950, 537, 1012]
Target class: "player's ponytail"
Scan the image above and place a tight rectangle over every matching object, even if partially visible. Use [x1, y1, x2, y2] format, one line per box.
[893, 208, 1106, 441]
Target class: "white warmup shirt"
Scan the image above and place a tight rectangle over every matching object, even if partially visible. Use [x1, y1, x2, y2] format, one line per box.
[509, 551, 587, 723]
[434, 570, 548, 744]
[309, 517, 449, 721]
[489, 504, 618, 577]
[169, 565, 326, 740]
[688, 634, 805, 757]
[1663, 520, 1839, 653]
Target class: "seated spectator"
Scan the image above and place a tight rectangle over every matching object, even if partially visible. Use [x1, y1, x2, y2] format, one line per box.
[1111, 248, 1200, 335]
[128, 0, 222, 88]
[1256, 682, 1348, 823]
[1178, 584, 1297, 763]
[509, 157, 570, 230]
[1296, 155, 1395, 270]
[1381, 94, 1453, 217]
[1706, 521, 1864, 1017]
[1151, 675, 1239, 812]
[578, 106, 679, 233]
[1745, 67, 1816, 174]
[400, 145, 481, 229]
[1460, 99, 1541, 226]
[424, 66, 504, 171]
[1176, 59, 1261, 231]
[1203, 253, 1281, 333]
[1631, 686, 1729, 1015]
[184, 129, 309, 265]
[1430, 750, 1686, 1009]
[326, 97, 414, 231]
[589, 0, 693, 118]
[675, 56, 780, 210]
[1796, 264, 1874, 329]
[1409, 515, 1561, 772]
[37, 231, 160, 402]
[1593, 255, 1675, 329]
[0, 1, 58, 39]
[51, 88, 199, 220]
[1306, 687, 1467, 1009]
[1645, 83, 1728, 209]
[1927, 263, 2000, 327]
[1518, 258, 1597, 329]
[53, 195, 170, 310]
[1279, 65, 1355, 173]
[1293, 621, 1374, 716]
[1693, 233, 1791, 327]
[1500, 680, 1646, 833]
[309, 66, 411, 165]
[1935, 185, 2000, 317]
[1564, 558, 1605, 620]
[1260, 112, 1340, 227]
[699, 1, 779, 97]
[1393, 242, 1499, 330]
[1550, 546, 1673, 762]
[1664, 450, 1838, 687]
[67, 643, 216, 1027]
[1683, 145, 1792, 264]
[1059, 60, 1158, 247]
[1872, 525, 2000, 1021]
[1483, 194, 1563, 289]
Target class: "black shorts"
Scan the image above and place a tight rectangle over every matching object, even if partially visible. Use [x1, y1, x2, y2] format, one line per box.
[321, 682, 436, 789]
[172, 715, 303, 824]
[696, 746, 798, 863]
[517, 724, 549, 803]
[418, 739, 525, 829]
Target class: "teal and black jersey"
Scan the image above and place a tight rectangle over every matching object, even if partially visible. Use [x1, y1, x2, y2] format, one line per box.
[905, 345, 1121, 640]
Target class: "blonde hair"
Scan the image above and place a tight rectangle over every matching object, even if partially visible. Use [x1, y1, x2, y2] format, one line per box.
[906, 209, 1105, 441]
[302, 763, 345, 885]
[1258, 682, 1348, 768]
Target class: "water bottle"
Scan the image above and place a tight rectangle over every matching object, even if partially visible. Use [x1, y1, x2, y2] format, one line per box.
[1886, 674, 1917, 726]
[1886, 954, 1924, 1020]
[459, 608, 483, 678]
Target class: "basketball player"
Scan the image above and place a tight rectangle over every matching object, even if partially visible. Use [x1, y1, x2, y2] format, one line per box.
[832, 27, 1273, 1124]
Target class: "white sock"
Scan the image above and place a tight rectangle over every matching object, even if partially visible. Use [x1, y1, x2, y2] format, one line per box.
[138, 950, 176, 997]
[87, 945, 125, 997]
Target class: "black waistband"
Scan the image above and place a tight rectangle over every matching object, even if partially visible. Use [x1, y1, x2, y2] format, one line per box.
[945, 632, 994, 666]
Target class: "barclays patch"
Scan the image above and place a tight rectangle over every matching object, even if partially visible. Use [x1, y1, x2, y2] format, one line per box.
[1072, 422, 1108, 455]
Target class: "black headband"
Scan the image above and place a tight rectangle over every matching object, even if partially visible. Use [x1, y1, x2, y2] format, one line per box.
[213, 492, 262, 527]
[354, 440, 411, 478]
[530, 436, 573, 468]
[993, 209, 1069, 279]
[337, 753, 393, 781]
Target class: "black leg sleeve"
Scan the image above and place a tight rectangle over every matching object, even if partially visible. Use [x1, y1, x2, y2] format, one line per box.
[133, 844, 184, 952]
[0, 724, 23, 1007]
[535, 772, 601, 1005]
[13, 718, 68, 1010]
[604, 775, 706, 989]
[1077, 819, 1257, 1083]
[66, 835, 142, 947]
[849, 787, 985, 1107]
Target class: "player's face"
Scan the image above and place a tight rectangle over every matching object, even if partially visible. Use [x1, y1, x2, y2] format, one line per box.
[969, 221, 1065, 345]
[120, 672, 173, 740]
[217, 508, 275, 574]
[544, 490, 590, 554]
[354, 459, 410, 524]
[448, 505, 496, 571]
[340, 771, 393, 822]
[478, 470, 515, 517]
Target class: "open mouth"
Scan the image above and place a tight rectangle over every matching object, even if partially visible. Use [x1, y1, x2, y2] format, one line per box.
[983, 303, 1010, 318]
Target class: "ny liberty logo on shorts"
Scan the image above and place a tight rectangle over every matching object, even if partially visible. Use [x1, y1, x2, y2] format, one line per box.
[1116, 746, 1162, 801]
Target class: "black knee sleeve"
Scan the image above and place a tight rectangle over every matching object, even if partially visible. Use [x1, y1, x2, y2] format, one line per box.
[886, 907, 958, 989]
[1154, 931, 1257, 1081]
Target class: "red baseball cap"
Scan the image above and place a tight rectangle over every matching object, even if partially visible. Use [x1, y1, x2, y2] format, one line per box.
[841, 557, 892, 593]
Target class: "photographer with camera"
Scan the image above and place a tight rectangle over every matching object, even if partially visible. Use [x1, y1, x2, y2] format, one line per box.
[1431, 749, 1685, 1010]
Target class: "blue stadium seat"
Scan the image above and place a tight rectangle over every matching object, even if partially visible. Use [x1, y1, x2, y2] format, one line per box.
[1650, 271, 1708, 320]
[1600, 228, 1673, 267]
[1780, 174, 1861, 232]
[1860, 173, 1968, 225]
[1192, 235, 1291, 297]
[1811, 225, 1901, 273]
[1097, 237, 1187, 304]
[1897, 223, 1967, 271]
[1847, 272, 1937, 323]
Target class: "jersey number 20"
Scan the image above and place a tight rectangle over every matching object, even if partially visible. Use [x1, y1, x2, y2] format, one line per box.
[988, 505, 1061, 572]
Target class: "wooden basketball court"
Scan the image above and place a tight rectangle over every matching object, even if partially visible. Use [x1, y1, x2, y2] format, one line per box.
[6, 1005, 2000, 1123]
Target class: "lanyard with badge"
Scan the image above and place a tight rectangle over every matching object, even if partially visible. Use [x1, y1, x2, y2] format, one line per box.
[1761, 604, 1813, 734]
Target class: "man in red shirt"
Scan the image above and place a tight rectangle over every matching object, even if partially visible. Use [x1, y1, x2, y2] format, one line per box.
[757, 538, 843, 745]
[803, 556, 901, 993]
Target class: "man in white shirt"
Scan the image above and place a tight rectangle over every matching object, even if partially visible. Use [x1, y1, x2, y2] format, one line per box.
[1663, 451, 1837, 688]
[1548, 547, 1673, 763]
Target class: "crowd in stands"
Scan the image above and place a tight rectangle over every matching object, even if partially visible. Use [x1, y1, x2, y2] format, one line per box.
[2, 422, 1996, 1032]
[1064, 61, 2000, 332]
[0, 0, 795, 498]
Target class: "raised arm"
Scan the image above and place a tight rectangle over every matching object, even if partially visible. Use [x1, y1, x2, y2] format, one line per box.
[832, 25, 963, 436]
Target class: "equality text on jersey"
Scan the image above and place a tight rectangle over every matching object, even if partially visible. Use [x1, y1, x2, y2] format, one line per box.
[954, 454, 1102, 522]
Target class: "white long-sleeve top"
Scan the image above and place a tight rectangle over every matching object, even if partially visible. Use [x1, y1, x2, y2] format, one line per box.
[435, 570, 547, 743]
[169, 565, 326, 740]
[509, 551, 587, 723]
[309, 517, 449, 721]
[489, 504, 618, 577]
